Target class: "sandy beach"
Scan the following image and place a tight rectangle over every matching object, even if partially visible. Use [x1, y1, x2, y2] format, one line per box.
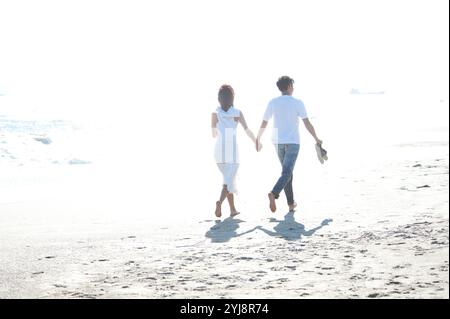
[1, 0, 449, 301]
[0, 133, 448, 299]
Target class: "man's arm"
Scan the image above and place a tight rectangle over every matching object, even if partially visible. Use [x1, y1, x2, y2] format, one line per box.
[302, 118, 322, 144]
[255, 120, 268, 151]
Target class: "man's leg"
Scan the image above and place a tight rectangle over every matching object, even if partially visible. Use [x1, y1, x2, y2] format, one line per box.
[268, 145, 286, 212]
[285, 175, 298, 211]
[280, 146, 295, 208]
[284, 175, 294, 205]
[284, 145, 300, 210]
[270, 144, 300, 211]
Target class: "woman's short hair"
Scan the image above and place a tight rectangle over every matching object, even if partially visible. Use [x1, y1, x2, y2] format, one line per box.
[218, 85, 235, 108]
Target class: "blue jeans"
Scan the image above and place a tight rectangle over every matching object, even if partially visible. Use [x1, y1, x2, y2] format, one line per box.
[271, 144, 300, 205]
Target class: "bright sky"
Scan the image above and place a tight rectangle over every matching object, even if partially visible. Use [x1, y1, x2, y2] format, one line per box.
[0, 0, 448, 120]
[0, 0, 448, 211]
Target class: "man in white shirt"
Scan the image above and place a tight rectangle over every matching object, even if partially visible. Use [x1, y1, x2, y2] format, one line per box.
[256, 76, 323, 213]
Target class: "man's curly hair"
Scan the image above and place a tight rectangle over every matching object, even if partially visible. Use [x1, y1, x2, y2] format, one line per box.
[276, 76, 294, 92]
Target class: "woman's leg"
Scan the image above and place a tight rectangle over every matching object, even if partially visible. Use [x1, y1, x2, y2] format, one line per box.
[219, 185, 228, 203]
[215, 185, 229, 217]
[226, 193, 240, 217]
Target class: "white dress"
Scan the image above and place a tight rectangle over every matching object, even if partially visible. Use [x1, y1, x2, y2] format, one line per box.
[214, 106, 240, 193]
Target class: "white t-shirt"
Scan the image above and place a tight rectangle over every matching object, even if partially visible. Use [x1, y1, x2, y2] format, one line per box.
[263, 95, 308, 144]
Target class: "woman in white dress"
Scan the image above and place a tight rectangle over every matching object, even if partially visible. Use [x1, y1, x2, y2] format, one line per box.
[211, 85, 261, 218]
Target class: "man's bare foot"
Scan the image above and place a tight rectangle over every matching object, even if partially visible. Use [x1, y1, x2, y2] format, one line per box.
[289, 202, 297, 212]
[268, 192, 276, 212]
[230, 210, 240, 217]
[215, 201, 222, 218]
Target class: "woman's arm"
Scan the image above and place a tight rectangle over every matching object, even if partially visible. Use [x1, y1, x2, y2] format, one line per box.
[211, 113, 218, 138]
[238, 111, 261, 150]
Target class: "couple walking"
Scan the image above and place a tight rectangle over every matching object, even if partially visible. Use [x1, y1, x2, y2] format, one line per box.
[211, 76, 323, 218]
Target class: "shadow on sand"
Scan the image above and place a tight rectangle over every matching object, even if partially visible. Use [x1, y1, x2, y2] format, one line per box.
[257, 211, 333, 241]
[205, 217, 259, 243]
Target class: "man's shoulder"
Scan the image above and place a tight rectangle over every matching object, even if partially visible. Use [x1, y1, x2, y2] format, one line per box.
[291, 96, 304, 104]
[269, 96, 286, 106]
[268, 97, 278, 105]
[270, 95, 304, 106]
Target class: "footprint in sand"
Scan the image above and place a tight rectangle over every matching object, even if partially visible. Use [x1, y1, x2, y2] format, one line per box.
[417, 282, 432, 288]
[218, 276, 232, 280]
[321, 267, 334, 270]
[270, 266, 287, 271]
[387, 242, 406, 246]
[387, 280, 402, 285]
[54, 284, 67, 288]
[120, 235, 136, 240]
[235, 256, 253, 261]
[393, 263, 412, 269]
[158, 271, 175, 275]
[285, 266, 296, 270]
[350, 274, 364, 280]
[262, 285, 275, 290]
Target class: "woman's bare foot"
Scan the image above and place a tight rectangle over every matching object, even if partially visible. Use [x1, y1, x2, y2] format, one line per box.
[230, 210, 240, 217]
[268, 192, 276, 212]
[215, 201, 222, 218]
[289, 202, 297, 212]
